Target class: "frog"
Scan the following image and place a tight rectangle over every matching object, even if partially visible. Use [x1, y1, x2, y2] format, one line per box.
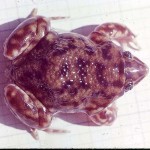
[3, 9, 149, 139]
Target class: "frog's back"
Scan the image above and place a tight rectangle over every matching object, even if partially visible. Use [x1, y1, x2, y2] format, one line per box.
[11, 31, 125, 113]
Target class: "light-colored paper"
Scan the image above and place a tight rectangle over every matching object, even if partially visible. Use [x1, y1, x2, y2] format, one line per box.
[0, 0, 150, 148]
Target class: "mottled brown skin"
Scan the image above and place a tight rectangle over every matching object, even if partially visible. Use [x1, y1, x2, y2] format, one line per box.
[10, 31, 125, 114]
[3, 9, 149, 139]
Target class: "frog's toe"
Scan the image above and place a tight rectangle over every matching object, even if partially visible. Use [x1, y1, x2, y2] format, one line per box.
[89, 22, 140, 51]
[27, 8, 38, 18]
[29, 128, 39, 140]
[89, 103, 117, 126]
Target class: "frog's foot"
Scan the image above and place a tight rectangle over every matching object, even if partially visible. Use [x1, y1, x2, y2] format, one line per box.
[27, 8, 38, 18]
[29, 128, 39, 140]
[28, 8, 69, 20]
[4, 84, 52, 140]
[89, 103, 117, 126]
[28, 122, 69, 140]
[89, 23, 140, 50]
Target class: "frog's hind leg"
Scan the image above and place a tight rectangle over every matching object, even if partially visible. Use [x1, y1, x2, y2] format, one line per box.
[3, 12, 50, 60]
[3, 8, 69, 61]
[88, 103, 118, 126]
[89, 22, 140, 50]
[4, 84, 52, 140]
[28, 8, 69, 20]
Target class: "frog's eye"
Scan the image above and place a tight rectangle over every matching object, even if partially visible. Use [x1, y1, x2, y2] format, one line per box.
[124, 80, 133, 92]
[123, 51, 133, 60]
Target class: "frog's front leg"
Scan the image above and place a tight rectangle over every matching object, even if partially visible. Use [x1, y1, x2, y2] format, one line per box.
[4, 84, 52, 139]
[89, 22, 140, 50]
[87, 103, 117, 126]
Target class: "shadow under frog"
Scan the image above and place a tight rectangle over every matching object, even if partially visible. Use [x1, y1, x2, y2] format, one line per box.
[0, 18, 99, 135]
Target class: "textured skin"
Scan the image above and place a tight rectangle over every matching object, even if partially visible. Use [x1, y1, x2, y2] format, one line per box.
[3, 10, 149, 137]
[4, 84, 51, 129]
[10, 31, 125, 114]
[4, 16, 49, 60]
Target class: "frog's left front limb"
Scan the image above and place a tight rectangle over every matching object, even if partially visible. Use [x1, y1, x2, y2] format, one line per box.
[4, 84, 52, 139]
[89, 22, 140, 50]
[86, 103, 117, 126]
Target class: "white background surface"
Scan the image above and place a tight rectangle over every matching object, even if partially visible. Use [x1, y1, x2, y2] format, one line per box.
[0, 0, 150, 148]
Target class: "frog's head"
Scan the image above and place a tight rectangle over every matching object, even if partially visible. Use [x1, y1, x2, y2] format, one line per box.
[123, 51, 149, 92]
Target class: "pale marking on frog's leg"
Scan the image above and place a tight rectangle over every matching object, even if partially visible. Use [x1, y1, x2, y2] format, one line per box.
[89, 22, 140, 50]
[88, 103, 117, 126]
[3, 15, 50, 60]
[4, 84, 52, 139]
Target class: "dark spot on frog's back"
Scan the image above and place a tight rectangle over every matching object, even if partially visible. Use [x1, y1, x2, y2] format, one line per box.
[68, 42, 77, 49]
[69, 87, 78, 96]
[113, 80, 124, 88]
[95, 62, 106, 74]
[63, 80, 74, 89]
[52, 40, 68, 56]
[106, 93, 116, 99]
[60, 63, 69, 76]
[54, 88, 64, 95]
[79, 79, 90, 89]
[95, 62, 108, 87]
[58, 98, 70, 106]
[38, 83, 54, 98]
[101, 42, 112, 60]
[76, 58, 91, 89]
[77, 58, 90, 70]
[52, 46, 67, 56]
[85, 45, 95, 55]
[40, 58, 48, 69]
[92, 91, 101, 97]
[34, 71, 43, 79]
[118, 61, 124, 74]
[31, 47, 48, 59]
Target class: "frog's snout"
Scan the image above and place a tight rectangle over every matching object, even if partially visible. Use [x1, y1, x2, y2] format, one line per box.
[125, 56, 149, 87]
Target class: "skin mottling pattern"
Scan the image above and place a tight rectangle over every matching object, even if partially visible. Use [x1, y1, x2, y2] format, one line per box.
[3, 9, 149, 135]
[4, 17, 49, 60]
[10, 32, 125, 113]
[95, 23, 129, 35]
[5, 84, 52, 129]
[5, 85, 38, 121]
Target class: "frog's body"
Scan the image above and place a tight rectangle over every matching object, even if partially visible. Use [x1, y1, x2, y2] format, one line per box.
[3, 9, 148, 139]
[11, 32, 125, 113]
